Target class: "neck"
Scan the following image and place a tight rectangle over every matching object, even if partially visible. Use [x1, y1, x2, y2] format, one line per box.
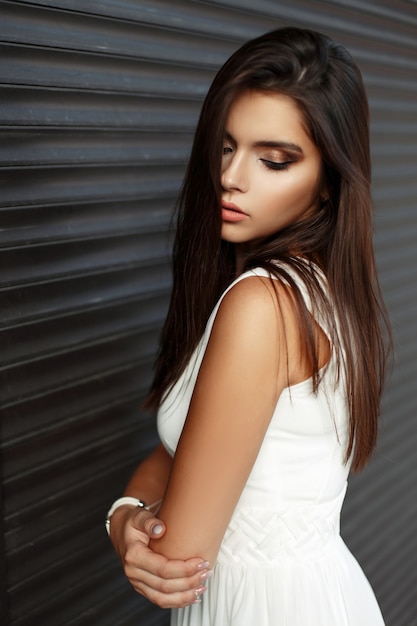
[234, 244, 248, 276]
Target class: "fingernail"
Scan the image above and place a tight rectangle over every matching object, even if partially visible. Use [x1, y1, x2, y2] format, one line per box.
[151, 523, 163, 535]
[200, 570, 213, 582]
[191, 584, 207, 605]
[196, 561, 210, 571]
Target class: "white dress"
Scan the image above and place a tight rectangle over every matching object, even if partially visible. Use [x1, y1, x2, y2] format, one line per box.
[157, 267, 385, 626]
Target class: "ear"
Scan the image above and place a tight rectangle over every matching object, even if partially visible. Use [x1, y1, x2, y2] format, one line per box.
[318, 176, 330, 207]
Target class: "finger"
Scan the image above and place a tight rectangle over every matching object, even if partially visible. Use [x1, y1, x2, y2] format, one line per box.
[125, 559, 212, 595]
[158, 557, 210, 580]
[130, 578, 208, 609]
[131, 509, 166, 538]
[143, 515, 165, 538]
[126, 543, 209, 580]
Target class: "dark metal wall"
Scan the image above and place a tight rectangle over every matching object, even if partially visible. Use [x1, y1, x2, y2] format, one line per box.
[0, 1, 416, 625]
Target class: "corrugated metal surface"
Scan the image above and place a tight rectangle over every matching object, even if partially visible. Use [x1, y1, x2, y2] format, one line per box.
[339, 1, 417, 621]
[0, 1, 416, 624]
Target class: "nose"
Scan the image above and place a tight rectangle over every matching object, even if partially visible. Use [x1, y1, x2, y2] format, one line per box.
[221, 151, 248, 193]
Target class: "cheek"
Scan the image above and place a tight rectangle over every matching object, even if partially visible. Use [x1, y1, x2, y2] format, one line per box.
[263, 180, 310, 212]
[276, 173, 320, 209]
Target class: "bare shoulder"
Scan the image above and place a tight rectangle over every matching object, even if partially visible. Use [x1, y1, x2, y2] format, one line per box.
[202, 274, 299, 390]
[215, 274, 296, 335]
[212, 273, 327, 386]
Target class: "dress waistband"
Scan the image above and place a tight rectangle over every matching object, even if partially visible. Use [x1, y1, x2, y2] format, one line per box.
[217, 504, 342, 566]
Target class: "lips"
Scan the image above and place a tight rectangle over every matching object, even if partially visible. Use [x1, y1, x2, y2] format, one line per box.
[221, 201, 248, 223]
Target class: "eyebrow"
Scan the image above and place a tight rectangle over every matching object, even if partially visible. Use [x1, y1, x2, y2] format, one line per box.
[225, 132, 303, 154]
[253, 140, 303, 154]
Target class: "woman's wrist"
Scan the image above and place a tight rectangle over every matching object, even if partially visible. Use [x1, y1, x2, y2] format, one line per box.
[105, 496, 163, 536]
[105, 496, 148, 536]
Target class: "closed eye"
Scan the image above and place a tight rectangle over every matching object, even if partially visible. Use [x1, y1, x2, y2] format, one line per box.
[261, 159, 293, 171]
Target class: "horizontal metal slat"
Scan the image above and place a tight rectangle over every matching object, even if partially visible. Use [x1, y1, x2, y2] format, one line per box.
[11, 568, 150, 626]
[374, 219, 417, 248]
[1, 164, 184, 209]
[370, 97, 417, 117]
[1, 326, 159, 404]
[0, 127, 192, 167]
[365, 68, 417, 91]
[326, 0, 417, 26]
[0, 229, 172, 284]
[374, 256, 417, 293]
[7, 532, 125, 612]
[374, 206, 417, 237]
[6, 1, 417, 57]
[52, 570, 144, 626]
[387, 601, 416, 626]
[1, 367, 151, 442]
[4, 435, 157, 536]
[15, 0, 268, 39]
[371, 135, 417, 152]
[373, 181, 417, 202]
[3, 417, 156, 508]
[3, 385, 152, 455]
[352, 42, 417, 69]
[217, 0, 417, 48]
[0, 86, 200, 128]
[0, 42, 214, 98]
[0, 261, 171, 327]
[371, 120, 417, 135]
[372, 142, 417, 158]
[373, 164, 417, 181]
[0, 206, 173, 250]
[374, 228, 414, 262]
[379, 302, 417, 333]
[1, 291, 169, 365]
[0, 197, 176, 246]
[0, 1, 238, 66]
[3, 414, 150, 497]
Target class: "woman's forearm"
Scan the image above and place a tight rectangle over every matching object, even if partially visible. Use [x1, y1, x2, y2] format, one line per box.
[123, 443, 172, 506]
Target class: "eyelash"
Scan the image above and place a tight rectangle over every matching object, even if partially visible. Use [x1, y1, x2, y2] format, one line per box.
[222, 147, 293, 171]
[261, 159, 293, 171]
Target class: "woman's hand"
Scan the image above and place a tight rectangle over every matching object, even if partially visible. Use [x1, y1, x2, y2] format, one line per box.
[109, 505, 210, 608]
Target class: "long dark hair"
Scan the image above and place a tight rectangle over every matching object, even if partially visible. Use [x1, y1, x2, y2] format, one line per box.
[145, 27, 391, 472]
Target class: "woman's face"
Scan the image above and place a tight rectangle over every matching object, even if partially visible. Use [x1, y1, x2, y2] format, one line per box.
[220, 90, 323, 248]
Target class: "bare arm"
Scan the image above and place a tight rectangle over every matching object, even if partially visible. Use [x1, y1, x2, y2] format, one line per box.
[123, 443, 172, 508]
[150, 277, 298, 564]
[109, 444, 211, 607]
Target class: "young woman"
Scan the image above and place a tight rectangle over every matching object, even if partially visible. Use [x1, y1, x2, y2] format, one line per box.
[107, 28, 391, 625]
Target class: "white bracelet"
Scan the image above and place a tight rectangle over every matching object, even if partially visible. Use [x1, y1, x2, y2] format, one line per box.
[105, 496, 148, 536]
